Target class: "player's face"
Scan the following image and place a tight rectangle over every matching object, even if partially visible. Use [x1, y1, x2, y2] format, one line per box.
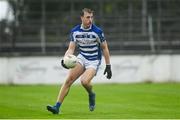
[81, 12, 93, 28]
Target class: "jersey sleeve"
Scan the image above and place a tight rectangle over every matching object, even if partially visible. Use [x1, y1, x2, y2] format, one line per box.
[69, 31, 75, 42]
[70, 25, 80, 42]
[97, 30, 106, 43]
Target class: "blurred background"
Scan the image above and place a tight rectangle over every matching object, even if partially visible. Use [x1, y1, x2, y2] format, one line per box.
[0, 0, 180, 56]
[1, 1, 180, 118]
[0, 0, 180, 84]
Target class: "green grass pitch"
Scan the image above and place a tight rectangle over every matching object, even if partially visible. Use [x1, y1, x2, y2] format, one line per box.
[0, 83, 180, 119]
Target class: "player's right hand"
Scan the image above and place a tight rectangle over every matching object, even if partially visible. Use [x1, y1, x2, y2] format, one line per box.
[61, 59, 69, 69]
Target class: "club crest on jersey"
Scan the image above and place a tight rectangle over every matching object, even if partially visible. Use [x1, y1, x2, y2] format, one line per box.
[84, 33, 88, 38]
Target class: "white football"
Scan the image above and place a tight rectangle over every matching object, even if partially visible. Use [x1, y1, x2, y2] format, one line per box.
[63, 54, 77, 68]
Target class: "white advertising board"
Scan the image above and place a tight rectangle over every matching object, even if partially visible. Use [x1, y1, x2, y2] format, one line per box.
[0, 55, 179, 84]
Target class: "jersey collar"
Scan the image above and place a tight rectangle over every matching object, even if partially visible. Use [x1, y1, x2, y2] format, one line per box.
[80, 24, 92, 31]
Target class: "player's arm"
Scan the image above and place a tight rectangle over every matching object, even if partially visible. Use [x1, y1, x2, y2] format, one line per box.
[101, 41, 110, 65]
[64, 41, 76, 56]
[61, 41, 76, 69]
[101, 41, 112, 79]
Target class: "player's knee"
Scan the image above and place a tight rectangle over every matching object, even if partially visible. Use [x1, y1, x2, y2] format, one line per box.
[65, 76, 75, 86]
[81, 80, 89, 86]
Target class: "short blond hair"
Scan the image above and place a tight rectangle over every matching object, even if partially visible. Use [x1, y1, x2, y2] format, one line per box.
[80, 8, 94, 16]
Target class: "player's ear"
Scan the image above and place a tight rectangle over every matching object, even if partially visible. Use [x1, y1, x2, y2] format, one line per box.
[80, 16, 83, 21]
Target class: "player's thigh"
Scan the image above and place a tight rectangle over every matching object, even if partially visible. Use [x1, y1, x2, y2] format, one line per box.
[66, 63, 84, 82]
[80, 68, 96, 84]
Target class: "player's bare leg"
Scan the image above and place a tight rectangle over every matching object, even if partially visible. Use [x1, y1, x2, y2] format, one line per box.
[80, 68, 96, 111]
[47, 63, 84, 114]
[57, 63, 84, 103]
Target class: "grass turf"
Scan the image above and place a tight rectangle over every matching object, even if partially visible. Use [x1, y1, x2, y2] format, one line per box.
[0, 83, 180, 119]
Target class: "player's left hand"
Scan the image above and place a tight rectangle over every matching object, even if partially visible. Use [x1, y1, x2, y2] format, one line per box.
[103, 64, 112, 79]
[61, 59, 69, 69]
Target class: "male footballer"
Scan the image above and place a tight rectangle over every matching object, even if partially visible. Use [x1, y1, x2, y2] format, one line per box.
[47, 8, 112, 114]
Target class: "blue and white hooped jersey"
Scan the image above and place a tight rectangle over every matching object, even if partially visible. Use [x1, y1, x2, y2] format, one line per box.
[70, 24, 106, 61]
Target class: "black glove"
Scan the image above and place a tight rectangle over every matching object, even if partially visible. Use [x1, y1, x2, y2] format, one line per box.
[61, 59, 69, 69]
[103, 64, 112, 79]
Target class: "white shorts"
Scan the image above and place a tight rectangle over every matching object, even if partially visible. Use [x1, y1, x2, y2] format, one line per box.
[77, 54, 101, 71]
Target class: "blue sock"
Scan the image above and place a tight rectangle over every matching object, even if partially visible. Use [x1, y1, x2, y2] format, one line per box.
[55, 102, 61, 109]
